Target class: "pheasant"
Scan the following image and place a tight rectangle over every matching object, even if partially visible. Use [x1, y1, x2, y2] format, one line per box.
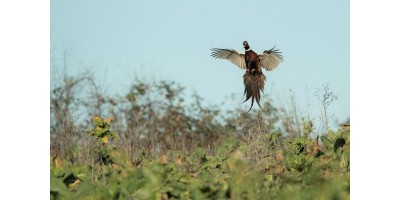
[211, 41, 283, 111]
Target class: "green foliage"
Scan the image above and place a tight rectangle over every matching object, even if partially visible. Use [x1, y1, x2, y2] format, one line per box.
[320, 130, 350, 171]
[51, 130, 350, 199]
[51, 77, 349, 199]
[87, 116, 119, 145]
[284, 136, 314, 173]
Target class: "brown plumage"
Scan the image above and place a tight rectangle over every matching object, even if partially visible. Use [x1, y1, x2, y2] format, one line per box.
[211, 41, 283, 111]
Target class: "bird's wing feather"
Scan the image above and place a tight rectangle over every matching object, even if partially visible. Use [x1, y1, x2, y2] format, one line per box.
[259, 46, 284, 71]
[210, 48, 246, 69]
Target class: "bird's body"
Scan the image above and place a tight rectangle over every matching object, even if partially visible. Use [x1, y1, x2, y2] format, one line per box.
[245, 49, 262, 75]
[211, 41, 283, 111]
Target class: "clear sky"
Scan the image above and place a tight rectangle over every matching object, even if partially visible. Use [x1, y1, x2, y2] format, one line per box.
[50, 0, 349, 123]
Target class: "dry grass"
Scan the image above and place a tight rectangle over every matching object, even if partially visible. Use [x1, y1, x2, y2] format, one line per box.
[51, 63, 342, 167]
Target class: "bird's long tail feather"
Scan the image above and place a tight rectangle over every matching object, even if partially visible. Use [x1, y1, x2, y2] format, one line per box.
[243, 71, 266, 112]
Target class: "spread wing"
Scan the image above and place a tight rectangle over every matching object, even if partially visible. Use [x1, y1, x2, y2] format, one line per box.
[259, 46, 284, 71]
[210, 48, 246, 69]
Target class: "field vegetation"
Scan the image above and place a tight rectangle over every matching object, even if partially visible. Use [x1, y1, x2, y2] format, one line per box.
[50, 64, 349, 200]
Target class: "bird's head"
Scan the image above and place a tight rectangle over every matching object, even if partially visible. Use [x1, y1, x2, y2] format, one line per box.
[243, 41, 250, 50]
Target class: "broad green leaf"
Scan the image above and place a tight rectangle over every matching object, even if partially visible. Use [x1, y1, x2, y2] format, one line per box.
[50, 174, 70, 199]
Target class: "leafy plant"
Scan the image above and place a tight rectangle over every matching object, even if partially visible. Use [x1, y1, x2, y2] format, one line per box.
[50, 129, 350, 200]
[87, 116, 119, 145]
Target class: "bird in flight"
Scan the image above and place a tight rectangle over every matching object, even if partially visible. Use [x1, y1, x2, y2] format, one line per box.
[211, 41, 283, 111]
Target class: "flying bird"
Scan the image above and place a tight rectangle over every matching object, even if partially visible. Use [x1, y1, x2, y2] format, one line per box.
[211, 41, 283, 111]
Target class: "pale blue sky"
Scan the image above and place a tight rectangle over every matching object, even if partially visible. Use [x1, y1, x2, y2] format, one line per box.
[50, 0, 349, 123]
